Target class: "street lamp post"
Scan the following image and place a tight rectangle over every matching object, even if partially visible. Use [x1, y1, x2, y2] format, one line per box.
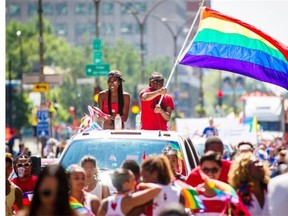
[38, 0, 45, 105]
[150, 15, 194, 114]
[93, 0, 101, 88]
[16, 30, 24, 92]
[115, 0, 167, 84]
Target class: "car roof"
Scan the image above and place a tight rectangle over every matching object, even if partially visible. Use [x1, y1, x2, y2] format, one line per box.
[69, 130, 189, 143]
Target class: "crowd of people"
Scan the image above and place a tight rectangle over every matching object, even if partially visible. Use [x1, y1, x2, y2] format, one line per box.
[5, 134, 288, 216]
[5, 70, 288, 215]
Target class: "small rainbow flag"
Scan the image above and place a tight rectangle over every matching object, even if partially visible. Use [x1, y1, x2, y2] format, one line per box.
[180, 7, 288, 90]
[205, 178, 239, 204]
[175, 180, 205, 210]
[69, 196, 94, 215]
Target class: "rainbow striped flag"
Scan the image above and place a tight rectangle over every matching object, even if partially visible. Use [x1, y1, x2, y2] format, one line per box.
[180, 7, 288, 90]
[174, 180, 205, 210]
[205, 178, 239, 204]
[69, 196, 94, 216]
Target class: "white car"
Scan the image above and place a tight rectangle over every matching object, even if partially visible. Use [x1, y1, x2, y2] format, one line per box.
[58, 130, 199, 192]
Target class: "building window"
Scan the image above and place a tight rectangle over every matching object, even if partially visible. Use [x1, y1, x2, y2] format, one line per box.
[101, 23, 114, 36]
[54, 23, 68, 36]
[134, 2, 147, 12]
[120, 3, 133, 15]
[88, 2, 95, 15]
[101, 2, 114, 15]
[28, 3, 37, 16]
[75, 3, 86, 15]
[88, 22, 96, 35]
[43, 3, 53, 16]
[121, 23, 133, 35]
[56, 3, 68, 15]
[121, 2, 146, 14]
[8, 3, 21, 16]
[75, 23, 87, 36]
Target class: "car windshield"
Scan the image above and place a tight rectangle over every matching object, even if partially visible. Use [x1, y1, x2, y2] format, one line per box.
[60, 138, 184, 170]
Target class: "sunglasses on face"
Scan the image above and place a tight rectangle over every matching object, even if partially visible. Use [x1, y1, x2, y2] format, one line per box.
[153, 79, 164, 84]
[16, 163, 31, 168]
[202, 167, 219, 174]
[108, 80, 118, 84]
[40, 189, 54, 198]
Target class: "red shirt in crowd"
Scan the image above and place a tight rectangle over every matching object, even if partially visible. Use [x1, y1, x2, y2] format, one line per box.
[140, 88, 174, 131]
[185, 159, 232, 187]
[11, 175, 38, 193]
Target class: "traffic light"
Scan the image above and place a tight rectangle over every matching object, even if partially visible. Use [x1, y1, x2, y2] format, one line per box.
[94, 86, 102, 103]
[131, 100, 140, 115]
[217, 90, 223, 107]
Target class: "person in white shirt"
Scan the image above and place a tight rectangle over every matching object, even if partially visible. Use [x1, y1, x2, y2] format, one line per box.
[229, 152, 271, 216]
[141, 155, 184, 216]
[97, 168, 161, 216]
[268, 154, 288, 215]
[80, 156, 110, 200]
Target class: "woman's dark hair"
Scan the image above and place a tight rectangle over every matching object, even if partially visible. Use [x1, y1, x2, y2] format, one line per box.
[142, 155, 174, 185]
[80, 155, 100, 181]
[29, 164, 74, 216]
[121, 159, 140, 177]
[200, 151, 222, 167]
[108, 70, 124, 115]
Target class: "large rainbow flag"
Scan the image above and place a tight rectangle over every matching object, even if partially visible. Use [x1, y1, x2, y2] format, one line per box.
[180, 7, 288, 90]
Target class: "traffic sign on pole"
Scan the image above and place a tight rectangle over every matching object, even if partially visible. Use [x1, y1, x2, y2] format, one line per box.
[85, 64, 110, 77]
[33, 83, 50, 92]
[93, 39, 102, 50]
[93, 51, 103, 64]
[37, 121, 49, 137]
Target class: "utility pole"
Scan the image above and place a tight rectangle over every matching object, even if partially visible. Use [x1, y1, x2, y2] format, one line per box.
[8, 60, 12, 128]
[38, 0, 45, 105]
[93, 0, 101, 87]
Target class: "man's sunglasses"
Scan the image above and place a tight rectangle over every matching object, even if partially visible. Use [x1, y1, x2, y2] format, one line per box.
[153, 79, 164, 84]
[16, 163, 31, 168]
[202, 167, 219, 174]
[40, 189, 53, 198]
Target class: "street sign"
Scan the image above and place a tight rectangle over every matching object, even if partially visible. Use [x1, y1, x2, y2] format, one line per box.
[33, 83, 50, 92]
[93, 51, 103, 64]
[37, 109, 49, 121]
[37, 121, 49, 137]
[22, 73, 63, 84]
[85, 64, 110, 77]
[93, 39, 102, 50]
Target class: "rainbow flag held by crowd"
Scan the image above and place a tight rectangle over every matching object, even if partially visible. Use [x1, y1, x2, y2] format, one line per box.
[205, 178, 239, 204]
[69, 196, 94, 216]
[174, 180, 205, 210]
[180, 7, 288, 90]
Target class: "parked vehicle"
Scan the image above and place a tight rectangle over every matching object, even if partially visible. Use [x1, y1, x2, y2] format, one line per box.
[58, 130, 200, 192]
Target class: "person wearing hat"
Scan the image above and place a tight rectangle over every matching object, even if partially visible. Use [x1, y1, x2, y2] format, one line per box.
[140, 72, 175, 130]
[98, 70, 131, 129]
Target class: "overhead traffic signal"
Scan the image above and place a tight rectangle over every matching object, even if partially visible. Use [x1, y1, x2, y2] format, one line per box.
[217, 90, 223, 107]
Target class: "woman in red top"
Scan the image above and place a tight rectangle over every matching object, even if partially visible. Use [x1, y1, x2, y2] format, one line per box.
[98, 70, 130, 129]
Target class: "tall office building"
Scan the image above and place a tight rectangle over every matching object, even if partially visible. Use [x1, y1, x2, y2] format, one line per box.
[6, 0, 193, 60]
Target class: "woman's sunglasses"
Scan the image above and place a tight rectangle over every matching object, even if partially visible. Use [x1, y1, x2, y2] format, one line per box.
[16, 163, 31, 168]
[153, 79, 164, 84]
[202, 167, 219, 174]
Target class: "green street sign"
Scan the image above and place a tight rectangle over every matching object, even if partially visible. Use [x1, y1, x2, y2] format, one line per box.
[85, 64, 110, 77]
[93, 39, 102, 50]
[93, 51, 103, 65]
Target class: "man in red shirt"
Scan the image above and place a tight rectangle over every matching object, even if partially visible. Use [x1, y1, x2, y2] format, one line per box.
[140, 72, 174, 131]
[186, 136, 232, 187]
[11, 153, 38, 193]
